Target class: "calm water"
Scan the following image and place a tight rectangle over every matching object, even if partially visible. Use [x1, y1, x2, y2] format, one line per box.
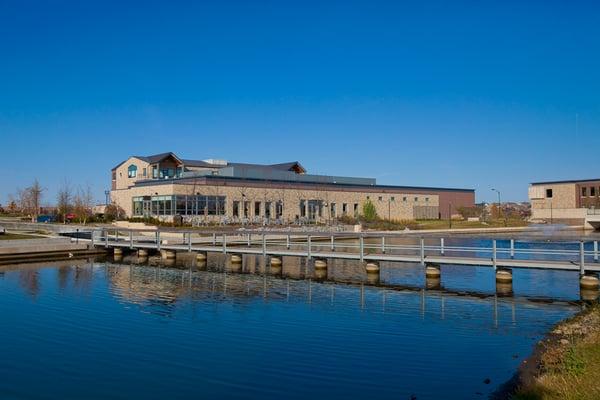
[0, 240, 584, 400]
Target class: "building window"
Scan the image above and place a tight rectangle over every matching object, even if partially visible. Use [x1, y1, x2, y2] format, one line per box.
[353, 203, 359, 216]
[378, 196, 383, 201]
[300, 200, 306, 217]
[425, 197, 429, 202]
[342, 203, 348, 214]
[546, 189, 553, 198]
[403, 197, 407, 202]
[160, 168, 175, 179]
[244, 201, 250, 217]
[414, 197, 419, 202]
[582, 187, 587, 197]
[330, 202, 336, 218]
[254, 201, 261, 216]
[592, 187, 597, 197]
[275, 201, 283, 219]
[233, 201, 240, 217]
[391, 197, 395, 201]
[142, 168, 147, 177]
[127, 164, 137, 178]
[152, 166, 158, 179]
[265, 202, 271, 219]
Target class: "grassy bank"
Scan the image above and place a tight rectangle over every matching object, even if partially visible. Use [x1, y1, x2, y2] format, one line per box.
[513, 305, 600, 400]
[355, 218, 529, 231]
[0, 233, 42, 240]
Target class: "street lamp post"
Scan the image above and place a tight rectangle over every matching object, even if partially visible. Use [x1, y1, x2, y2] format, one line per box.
[491, 188, 506, 227]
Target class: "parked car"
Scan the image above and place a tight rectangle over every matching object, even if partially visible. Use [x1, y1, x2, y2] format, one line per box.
[37, 215, 56, 223]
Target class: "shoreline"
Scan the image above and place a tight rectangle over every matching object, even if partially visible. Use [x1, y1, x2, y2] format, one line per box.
[493, 303, 600, 399]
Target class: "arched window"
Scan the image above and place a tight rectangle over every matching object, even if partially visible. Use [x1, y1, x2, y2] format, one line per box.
[128, 164, 138, 178]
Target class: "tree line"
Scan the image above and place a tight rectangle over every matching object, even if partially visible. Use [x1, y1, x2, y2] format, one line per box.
[1, 179, 98, 224]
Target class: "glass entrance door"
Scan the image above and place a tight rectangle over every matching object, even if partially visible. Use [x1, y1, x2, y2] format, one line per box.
[142, 200, 152, 217]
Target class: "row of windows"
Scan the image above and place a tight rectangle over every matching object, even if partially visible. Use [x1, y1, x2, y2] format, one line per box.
[367, 195, 430, 203]
[132, 195, 433, 218]
[232, 201, 283, 219]
[581, 187, 599, 197]
[132, 195, 226, 216]
[127, 165, 183, 179]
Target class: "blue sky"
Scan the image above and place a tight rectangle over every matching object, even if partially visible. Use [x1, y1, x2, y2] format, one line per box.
[1, 0, 599, 205]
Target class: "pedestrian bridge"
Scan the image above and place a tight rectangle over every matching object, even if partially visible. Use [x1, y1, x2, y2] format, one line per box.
[88, 228, 600, 272]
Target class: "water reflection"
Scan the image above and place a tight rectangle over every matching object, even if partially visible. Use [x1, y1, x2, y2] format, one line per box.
[91, 259, 580, 329]
[0, 258, 583, 400]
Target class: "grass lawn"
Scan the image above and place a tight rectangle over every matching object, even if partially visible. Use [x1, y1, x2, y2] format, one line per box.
[416, 218, 530, 230]
[513, 305, 600, 400]
[0, 233, 42, 240]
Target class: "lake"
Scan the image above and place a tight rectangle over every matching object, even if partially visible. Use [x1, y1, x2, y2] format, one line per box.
[0, 235, 593, 399]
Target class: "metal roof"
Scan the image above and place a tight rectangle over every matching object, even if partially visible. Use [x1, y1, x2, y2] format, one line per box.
[530, 178, 600, 185]
[131, 174, 474, 193]
[113, 152, 305, 173]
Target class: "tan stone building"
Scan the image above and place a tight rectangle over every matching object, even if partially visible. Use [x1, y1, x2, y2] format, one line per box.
[110, 152, 475, 224]
[529, 179, 600, 228]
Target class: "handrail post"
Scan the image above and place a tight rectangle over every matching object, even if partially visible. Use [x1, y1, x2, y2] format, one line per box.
[510, 239, 515, 259]
[594, 241, 598, 262]
[359, 235, 364, 262]
[286, 234, 290, 250]
[247, 233, 251, 247]
[130, 230, 133, 249]
[440, 237, 444, 255]
[104, 229, 108, 248]
[492, 239, 497, 270]
[91, 230, 95, 246]
[157, 231, 161, 251]
[262, 233, 266, 258]
[76, 228, 79, 244]
[331, 235, 335, 252]
[188, 232, 192, 252]
[223, 234, 227, 254]
[116, 230, 119, 243]
[580, 241, 585, 275]
[382, 236, 386, 254]
[308, 235, 312, 260]
[212, 233, 216, 246]
[420, 237, 425, 266]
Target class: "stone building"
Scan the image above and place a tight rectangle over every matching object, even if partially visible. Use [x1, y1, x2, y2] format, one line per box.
[110, 152, 475, 223]
[528, 178, 600, 229]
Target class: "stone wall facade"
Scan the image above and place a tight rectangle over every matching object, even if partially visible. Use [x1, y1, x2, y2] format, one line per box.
[110, 178, 444, 223]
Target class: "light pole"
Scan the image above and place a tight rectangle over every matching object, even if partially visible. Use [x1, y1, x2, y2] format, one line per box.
[491, 188, 506, 227]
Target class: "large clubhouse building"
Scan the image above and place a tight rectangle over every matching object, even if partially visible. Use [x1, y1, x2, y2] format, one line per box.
[110, 152, 475, 224]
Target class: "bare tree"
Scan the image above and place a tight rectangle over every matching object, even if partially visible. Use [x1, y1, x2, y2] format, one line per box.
[16, 179, 44, 222]
[73, 184, 95, 225]
[57, 180, 73, 223]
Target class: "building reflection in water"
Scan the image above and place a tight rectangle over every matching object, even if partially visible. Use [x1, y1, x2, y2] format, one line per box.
[90, 252, 586, 327]
[3, 252, 586, 326]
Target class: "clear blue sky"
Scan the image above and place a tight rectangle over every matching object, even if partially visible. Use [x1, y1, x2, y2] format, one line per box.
[1, 0, 599, 206]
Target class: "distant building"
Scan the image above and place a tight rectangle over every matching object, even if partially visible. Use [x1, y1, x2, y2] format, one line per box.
[528, 179, 600, 229]
[110, 152, 475, 223]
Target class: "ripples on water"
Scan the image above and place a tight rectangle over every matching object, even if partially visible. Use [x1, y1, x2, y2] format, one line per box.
[0, 252, 582, 400]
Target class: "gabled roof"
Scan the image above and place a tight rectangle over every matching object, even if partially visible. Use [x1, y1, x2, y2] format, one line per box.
[227, 161, 306, 173]
[112, 152, 304, 173]
[268, 161, 306, 173]
[112, 152, 183, 171]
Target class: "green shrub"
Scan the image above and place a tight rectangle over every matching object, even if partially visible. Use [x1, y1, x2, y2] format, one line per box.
[362, 199, 378, 222]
